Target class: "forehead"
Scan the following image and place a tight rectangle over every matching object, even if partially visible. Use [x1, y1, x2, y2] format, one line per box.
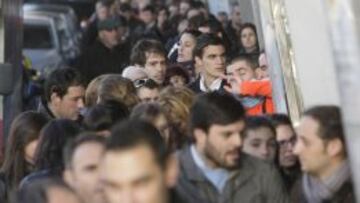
[66, 86, 85, 96]
[72, 142, 104, 165]
[180, 33, 196, 42]
[101, 146, 161, 182]
[246, 127, 275, 140]
[145, 52, 166, 62]
[242, 27, 255, 34]
[202, 45, 225, 56]
[297, 116, 321, 140]
[228, 60, 252, 71]
[209, 120, 245, 133]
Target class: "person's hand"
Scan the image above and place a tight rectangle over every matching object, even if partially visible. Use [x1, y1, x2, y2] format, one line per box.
[221, 74, 242, 95]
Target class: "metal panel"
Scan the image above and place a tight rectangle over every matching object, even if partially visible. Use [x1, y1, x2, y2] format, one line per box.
[2, 0, 23, 140]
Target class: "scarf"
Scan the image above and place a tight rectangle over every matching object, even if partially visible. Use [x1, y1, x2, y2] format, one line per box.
[302, 161, 351, 203]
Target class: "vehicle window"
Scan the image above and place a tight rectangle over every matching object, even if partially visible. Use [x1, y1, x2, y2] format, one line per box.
[23, 24, 54, 49]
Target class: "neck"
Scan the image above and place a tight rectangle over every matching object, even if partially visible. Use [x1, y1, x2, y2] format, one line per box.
[316, 158, 346, 182]
[203, 73, 219, 89]
[245, 46, 257, 53]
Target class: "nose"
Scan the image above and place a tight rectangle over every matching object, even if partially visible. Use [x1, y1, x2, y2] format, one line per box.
[260, 145, 270, 158]
[232, 133, 242, 148]
[77, 98, 85, 109]
[293, 139, 301, 156]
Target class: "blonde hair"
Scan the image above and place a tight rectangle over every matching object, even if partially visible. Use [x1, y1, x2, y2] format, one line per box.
[97, 74, 140, 109]
[85, 74, 112, 108]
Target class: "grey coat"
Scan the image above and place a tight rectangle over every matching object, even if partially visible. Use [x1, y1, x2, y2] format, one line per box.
[175, 146, 290, 203]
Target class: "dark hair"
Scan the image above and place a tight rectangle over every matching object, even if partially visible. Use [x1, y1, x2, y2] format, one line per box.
[188, 14, 206, 30]
[243, 116, 276, 138]
[108, 120, 169, 168]
[83, 100, 130, 132]
[193, 33, 225, 58]
[18, 178, 78, 203]
[141, 4, 156, 14]
[239, 23, 260, 53]
[190, 91, 245, 133]
[34, 119, 82, 174]
[1, 112, 49, 189]
[303, 106, 345, 143]
[63, 132, 106, 169]
[119, 2, 132, 12]
[164, 65, 190, 85]
[181, 29, 202, 39]
[269, 114, 293, 128]
[44, 68, 84, 102]
[130, 39, 167, 66]
[229, 55, 258, 71]
[130, 102, 165, 122]
[191, 1, 206, 9]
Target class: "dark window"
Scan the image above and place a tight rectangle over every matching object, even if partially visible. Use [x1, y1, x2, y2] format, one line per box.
[23, 24, 54, 49]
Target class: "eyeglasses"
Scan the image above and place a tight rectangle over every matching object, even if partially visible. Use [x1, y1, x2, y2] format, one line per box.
[277, 136, 297, 149]
[134, 78, 149, 88]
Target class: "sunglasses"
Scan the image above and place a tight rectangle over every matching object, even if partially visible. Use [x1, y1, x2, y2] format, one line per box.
[134, 78, 149, 88]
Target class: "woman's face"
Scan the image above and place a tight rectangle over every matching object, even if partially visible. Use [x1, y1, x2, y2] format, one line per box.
[177, 33, 196, 63]
[242, 127, 277, 161]
[153, 114, 170, 145]
[24, 139, 39, 165]
[170, 75, 186, 88]
[240, 27, 257, 51]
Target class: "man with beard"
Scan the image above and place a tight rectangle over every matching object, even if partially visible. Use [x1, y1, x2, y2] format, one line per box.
[176, 91, 289, 203]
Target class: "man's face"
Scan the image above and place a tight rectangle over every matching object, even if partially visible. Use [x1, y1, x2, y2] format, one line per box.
[294, 116, 332, 177]
[256, 53, 269, 79]
[227, 60, 255, 81]
[276, 124, 298, 168]
[53, 86, 85, 120]
[196, 45, 226, 80]
[144, 53, 166, 85]
[195, 120, 245, 169]
[65, 142, 105, 203]
[99, 28, 120, 49]
[231, 6, 242, 25]
[96, 6, 109, 21]
[137, 87, 160, 103]
[242, 127, 277, 161]
[99, 146, 169, 203]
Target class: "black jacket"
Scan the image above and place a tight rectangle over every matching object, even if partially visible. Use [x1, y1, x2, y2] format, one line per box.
[75, 39, 129, 83]
[188, 77, 227, 94]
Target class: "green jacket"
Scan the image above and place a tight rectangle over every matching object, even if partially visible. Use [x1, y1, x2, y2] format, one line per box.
[175, 146, 290, 203]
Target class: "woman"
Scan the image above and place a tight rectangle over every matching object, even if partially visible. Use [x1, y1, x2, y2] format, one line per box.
[238, 23, 260, 55]
[176, 29, 202, 80]
[0, 111, 49, 202]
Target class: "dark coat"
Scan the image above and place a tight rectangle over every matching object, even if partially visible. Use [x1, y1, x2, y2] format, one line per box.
[290, 176, 355, 203]
[187, 77, 228, 94]
[75, 39, 129, 83]
[175, 146, 290, 203]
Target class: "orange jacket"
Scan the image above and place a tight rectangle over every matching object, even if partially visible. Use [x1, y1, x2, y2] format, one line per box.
[240, 80, 275, 115]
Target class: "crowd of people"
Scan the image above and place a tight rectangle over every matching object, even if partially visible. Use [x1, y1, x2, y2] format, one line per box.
[0, 0, 356, 202]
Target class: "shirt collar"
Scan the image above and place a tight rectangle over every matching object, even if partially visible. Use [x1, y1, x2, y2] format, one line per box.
[199, 75, 223, 92]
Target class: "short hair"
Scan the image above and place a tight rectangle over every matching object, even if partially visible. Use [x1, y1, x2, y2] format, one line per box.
[243, 116, 276, 138]
[164, 65, 190, 86]
[303, 106, 345, 143]
[190, 91, 245, 133]
[269, 113, 293, 128]
[130, 39, 166, 67]
[64, 132, 106, 169]
[83, 100, 130, 132]
[193, 33, 225, 58]
[230, 55, 258, 70]
[141, 4, 156, 14]
[136, 79, 160, 90]
[108, 120, 169, 168]
[44, 67, 84, 102]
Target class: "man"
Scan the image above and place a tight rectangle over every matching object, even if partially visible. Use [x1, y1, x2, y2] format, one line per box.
[130, 39, 167, 85]
[99, 120, 184, 203]
[188, 34, 227, 93]
[132, 4, 162, 42]
[135, 79, 160, 102]
[76, 16, 130, 83]
[39, 67, 85, 121]
[225, 4, 242, 52]
[291, 106, 355, 202]
[176, 91, 288, 203]
[63, 133, 106, 203]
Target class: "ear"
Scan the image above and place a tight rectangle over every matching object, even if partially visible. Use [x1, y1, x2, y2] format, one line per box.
[50, 91, 61, 105]
[164, 154, 179, 188]
[326, 138, 344, 158]
[194, 56, 203, 67]
[193, 128, 207, 148]
[63, 169, 75, 187]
